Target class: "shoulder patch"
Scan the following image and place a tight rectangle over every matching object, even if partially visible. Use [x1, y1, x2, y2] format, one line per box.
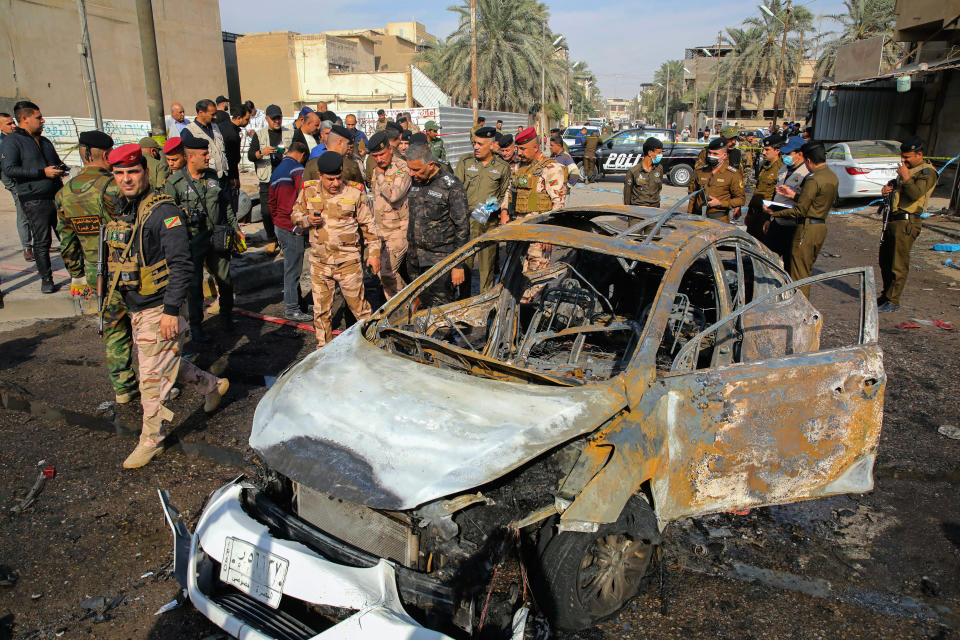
[164, 216, 182, 229]
[727, 166, 738, 172]
[348, 180, 364, 190]
[443, 175, 456, 187]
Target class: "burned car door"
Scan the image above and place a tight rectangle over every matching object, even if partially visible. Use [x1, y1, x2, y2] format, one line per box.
[649, 267, 884, 521]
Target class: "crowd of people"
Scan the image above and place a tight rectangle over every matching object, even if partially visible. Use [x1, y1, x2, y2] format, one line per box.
[0, 96, 938, 467]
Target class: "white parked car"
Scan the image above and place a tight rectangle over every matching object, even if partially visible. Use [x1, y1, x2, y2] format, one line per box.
[561, 125, 600, 148]
[826, 140, 902, 201]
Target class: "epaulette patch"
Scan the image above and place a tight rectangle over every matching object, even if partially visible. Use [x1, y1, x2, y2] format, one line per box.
[727, 166, 738, 172]
[443, 175, 456, 187]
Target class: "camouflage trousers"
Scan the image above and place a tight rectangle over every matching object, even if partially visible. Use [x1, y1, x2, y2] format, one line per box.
[86, 267, 137, 396]
[378, 229, 407, 298]
[311, 258, 371, 348]
[130, 306, 219, 443]
[523, 242, 553, 272]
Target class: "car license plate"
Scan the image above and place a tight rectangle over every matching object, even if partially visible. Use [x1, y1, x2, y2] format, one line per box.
[220, 537, 289, 609]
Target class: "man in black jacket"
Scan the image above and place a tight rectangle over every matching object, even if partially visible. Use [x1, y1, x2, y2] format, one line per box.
[0, 101, 66, 292]
[106, 144, 229, 469]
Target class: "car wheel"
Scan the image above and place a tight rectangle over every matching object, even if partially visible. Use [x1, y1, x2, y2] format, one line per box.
[533, 496, 659, 631]
[668, 164, 692, 187]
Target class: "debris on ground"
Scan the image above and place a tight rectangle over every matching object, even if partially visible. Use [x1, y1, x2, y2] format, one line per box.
[933, 243, 960, 252]
[153, 597, 181, 616]
[0, 566, 19, 587]
[938, 424, 960, 440]
[9, 462, 55, 514]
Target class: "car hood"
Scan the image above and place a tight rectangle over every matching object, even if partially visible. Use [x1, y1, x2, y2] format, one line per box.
[249, 325, 626, 511]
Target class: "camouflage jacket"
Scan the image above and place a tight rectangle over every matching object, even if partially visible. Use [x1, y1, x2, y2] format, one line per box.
[55, 165, 119, 280]
[407, 168, 469, 268]
[291, 180, 380, 265]
[372, 156, 412, 238]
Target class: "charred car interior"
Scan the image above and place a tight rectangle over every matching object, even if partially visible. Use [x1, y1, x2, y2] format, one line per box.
[160, 206, 886, 639]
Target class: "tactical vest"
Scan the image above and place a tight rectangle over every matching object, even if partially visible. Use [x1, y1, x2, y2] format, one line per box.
[512, 157, 555, 214]
[892, 161, 937, 214]
[103, 193, 172, 298]
[62, 172, 114, 232]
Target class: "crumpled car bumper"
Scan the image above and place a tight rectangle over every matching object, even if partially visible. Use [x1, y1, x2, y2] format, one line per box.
[158, 481, 453, 640]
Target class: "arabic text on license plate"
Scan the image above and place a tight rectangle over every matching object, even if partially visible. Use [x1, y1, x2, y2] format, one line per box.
[220, 537, 289, 608]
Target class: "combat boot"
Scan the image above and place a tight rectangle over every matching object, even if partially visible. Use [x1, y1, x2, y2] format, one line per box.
[122, 437, 163, 469]
[115, 388, 140, 404]
[286, 309, 313, 322]
[40, 278, 57, 294]
[204, 378, 230, 414]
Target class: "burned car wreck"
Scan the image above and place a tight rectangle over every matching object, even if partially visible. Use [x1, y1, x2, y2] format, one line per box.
[160, 205, 885, 639]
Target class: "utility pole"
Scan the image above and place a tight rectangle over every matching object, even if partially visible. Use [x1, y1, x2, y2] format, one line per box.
[540, 22, 546, 148]
[77, 0, 103, 130]
[135, 0, 165, 136]
[664, 65, 670, 129]
[470, 0, 478, 125]
[711, 32, 721, 129]
[771, 0, 792, 124]
[693, 54, 699, 131]
[792, 29, 805, 121]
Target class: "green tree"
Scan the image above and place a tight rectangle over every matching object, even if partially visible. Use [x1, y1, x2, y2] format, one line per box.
[648, 60, 687, 127]
[415, 0, 567, 112]
[570, 61, 599, 120]
[739, 0, 815, 110]
[815, 0, 902, 79]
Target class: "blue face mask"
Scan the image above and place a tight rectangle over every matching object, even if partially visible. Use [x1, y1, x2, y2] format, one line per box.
[653, 153, 663, 164]
[782, 154, 795, 166]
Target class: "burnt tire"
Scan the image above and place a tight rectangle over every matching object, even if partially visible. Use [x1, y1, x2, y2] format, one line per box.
[668, 163, 693, 187]
[532, 495, 659, 631]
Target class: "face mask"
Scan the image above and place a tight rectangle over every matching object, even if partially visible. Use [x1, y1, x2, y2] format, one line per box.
[706, 155, 720, 167]
[653, 153, 663, 164]
[782, 154, 795, 166]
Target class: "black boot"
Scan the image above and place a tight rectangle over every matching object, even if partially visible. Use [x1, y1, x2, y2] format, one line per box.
[40, 278, 57, 294]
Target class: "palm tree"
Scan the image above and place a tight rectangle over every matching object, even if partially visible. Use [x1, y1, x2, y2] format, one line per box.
[415, 0, 567, 112]
[815, 0, 901, 79]
[570, 60, 599, 119]
[648, 60, 687, 127]
[739, 0, 815, 110]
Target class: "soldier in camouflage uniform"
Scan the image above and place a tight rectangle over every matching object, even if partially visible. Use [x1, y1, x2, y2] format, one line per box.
[406, 143, 469, 307]
[499, 127, 568, 272]
[425, 121, 446, 165]
[291, 151, 381, 348]
[139, 136, 170, 190]
[367, 131, 412, 298]
[55, 130, 139, 403]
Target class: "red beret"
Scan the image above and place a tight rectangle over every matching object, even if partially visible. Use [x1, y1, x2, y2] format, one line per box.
[515, 127, 538, 145]
[108, 143, 143, 167]
[162, 137, 183, 154]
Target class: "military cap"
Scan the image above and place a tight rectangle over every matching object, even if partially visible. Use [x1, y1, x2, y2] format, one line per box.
[515, 127, 537, 145]
[367, 131, 389, 153]
[162, 137, 183, 154]
[183, 136, 209, 150]
[720, 125, 737, 139]
[762, 134, 785, 148]
[901, 135, 924, 153]
[315, 151, 343, 175]
[642, 136, 664, 154]
[138, 136, 160, 149]
[108, 143, 143, 167]
[410, 132, 428, 145]
[707, 137, 725, 150]
[497, 133, 514, 147]
[377, 108, 386, 116]
[329, 124, 352, 140]
[400, 130, 412, 142]
[385, 121, 403, 135]
[780, 136, 804, 154]
[424, 120, 441, 131]
[265, 104, 283, 118]
[298, 106, 314, 119]
[474, 126, 498, 139]
[78, 130, 114, 150]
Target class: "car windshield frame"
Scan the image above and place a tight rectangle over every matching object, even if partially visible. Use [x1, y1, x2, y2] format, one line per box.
[373, 237, 667, 386]
[845, 140, 901, 159]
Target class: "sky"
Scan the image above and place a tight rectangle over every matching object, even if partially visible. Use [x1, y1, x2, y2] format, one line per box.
[220, 0, 849, 100]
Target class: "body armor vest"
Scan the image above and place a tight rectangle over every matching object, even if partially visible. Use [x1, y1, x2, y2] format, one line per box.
[892, 161, 936, 214]
[512, 157, 555, 214]
[104, 193, 173, 296]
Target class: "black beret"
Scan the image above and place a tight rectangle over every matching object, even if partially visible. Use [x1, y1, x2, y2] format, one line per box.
[707, 137, 725, 151]
[78, 130, 114, 150]
[642, 136, 664, 153]
[410, 132, 427, 145]
[901, 135, 924, 153]
[377, 109, 385, 115]
[385, 121, 403, 135]
[401, 130, 412, 141]
[763, 134, 785, 148]
[316, 151, 343, 175]
[474, 126, 498, 139]
[183, 136, 209, 150]
[329, 124, 352, 140]
[497, 133, 514, 147]
[367, 131, 389, 153]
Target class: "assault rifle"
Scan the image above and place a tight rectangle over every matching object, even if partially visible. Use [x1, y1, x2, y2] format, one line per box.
[96, 225, 106, 335]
